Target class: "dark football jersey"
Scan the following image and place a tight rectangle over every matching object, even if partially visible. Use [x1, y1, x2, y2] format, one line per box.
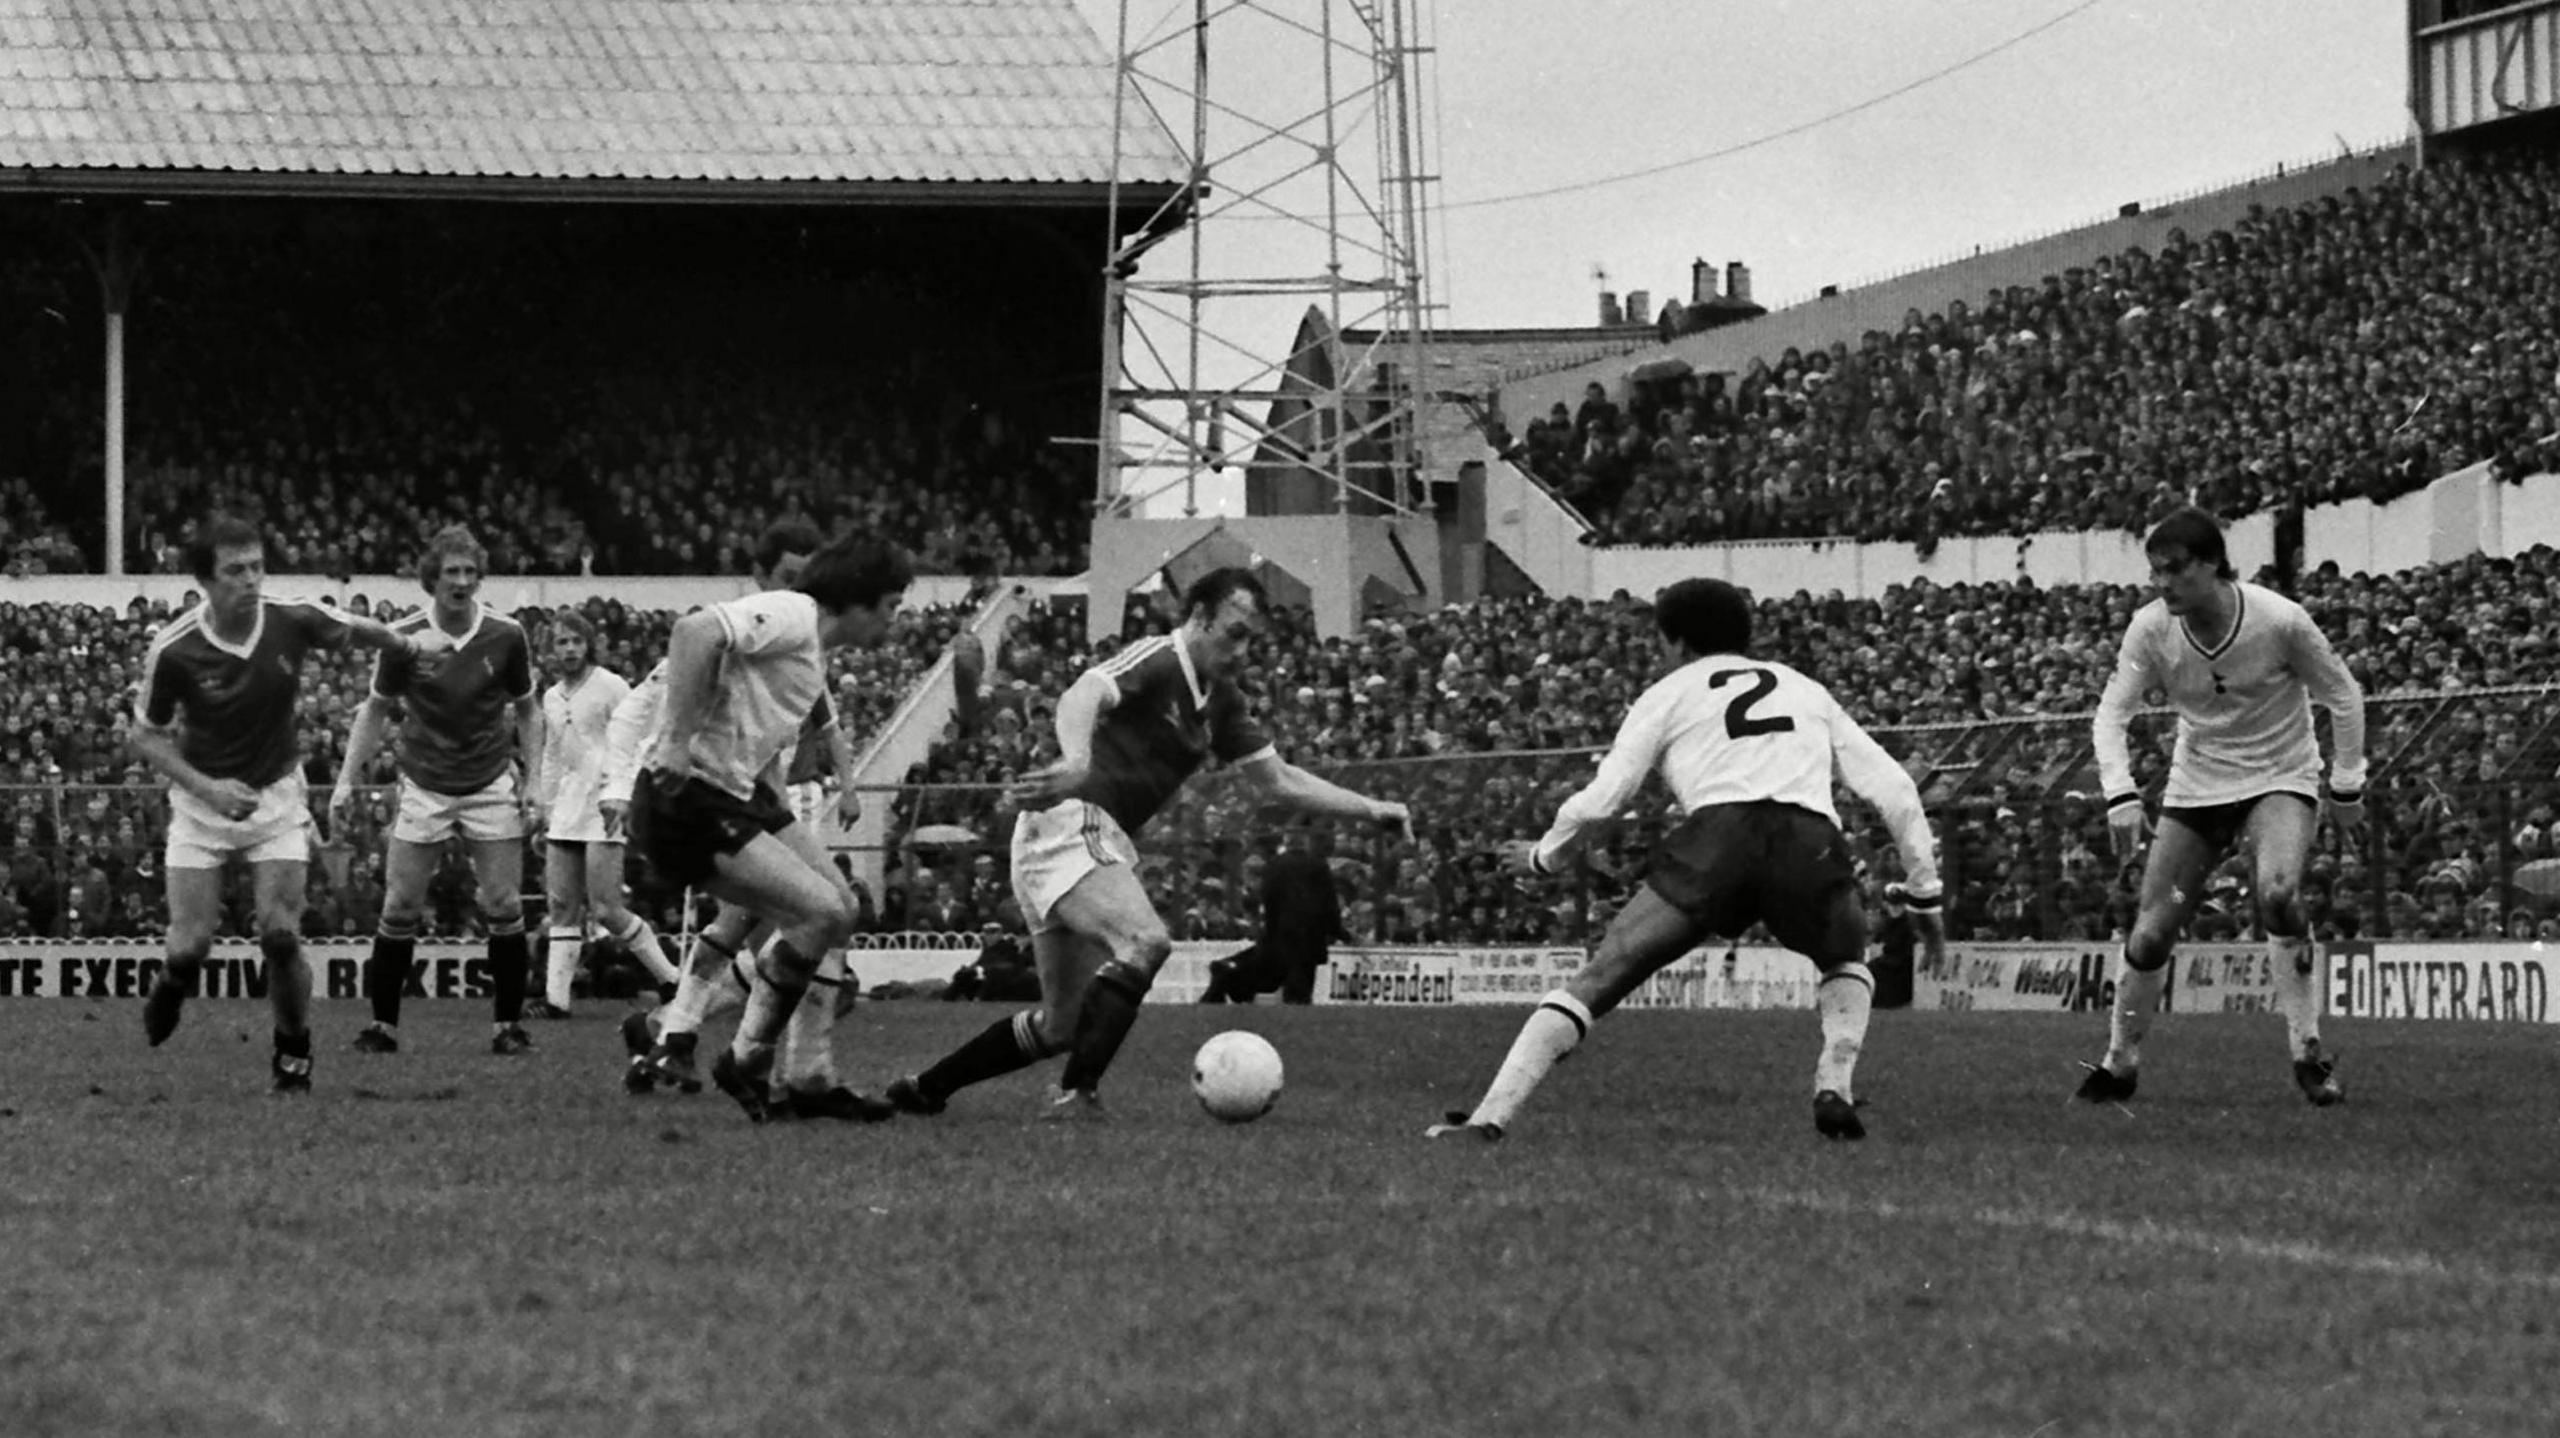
[1070, 635, 1273, 836]
[371, 607, 536, 796]
[137, 597, 353, 787]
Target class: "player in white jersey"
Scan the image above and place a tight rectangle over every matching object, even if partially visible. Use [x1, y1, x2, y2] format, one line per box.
[1429, 577, 1947, 1142]
[2076, 507, 2368, 1107]
[528, 609, 679, 1014]
[628, 532, 911, 1124]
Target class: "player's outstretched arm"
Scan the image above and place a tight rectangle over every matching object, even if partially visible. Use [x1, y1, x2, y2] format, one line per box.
[1830, 706, 1946, 905]
[1514, 682, 1668, 875]
[1235, 752, 1414, 840]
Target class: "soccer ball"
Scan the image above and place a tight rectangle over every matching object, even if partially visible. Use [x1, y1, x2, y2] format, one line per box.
[1191, 1030, 1284, 1123]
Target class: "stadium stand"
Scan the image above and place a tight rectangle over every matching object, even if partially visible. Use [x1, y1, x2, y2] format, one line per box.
[847, 550, 2560, 955]
[0, 205, 1095, 581]
[1517, 150, 2560, 548]
[0, 595, 977, 940]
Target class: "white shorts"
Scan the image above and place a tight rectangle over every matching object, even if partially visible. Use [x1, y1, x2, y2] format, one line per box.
[545, 797, 616, 845]
[166, 772, 313, 870]
[1011, 800, 1138, 933]
[393, 772, 526, 846]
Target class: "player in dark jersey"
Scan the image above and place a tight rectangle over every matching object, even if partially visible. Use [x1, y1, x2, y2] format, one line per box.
[330, 526, 544, 1056]
[884, 567, 1415, 1121]
[133, 515, 449, 1091]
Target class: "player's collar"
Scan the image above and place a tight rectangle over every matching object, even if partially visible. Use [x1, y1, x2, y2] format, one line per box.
[200, 598, 267, 659]
[2178, 582, 2245, 661]
[433, 601, 484, 650]
[1172, 629, 1212, 710]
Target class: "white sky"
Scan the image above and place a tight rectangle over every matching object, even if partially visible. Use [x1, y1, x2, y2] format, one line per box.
[1066, 0, 2415, 513]
[1072, 0, 2412, 326]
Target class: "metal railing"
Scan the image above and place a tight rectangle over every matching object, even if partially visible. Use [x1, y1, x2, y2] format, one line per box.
[8, 687, 2555, 946]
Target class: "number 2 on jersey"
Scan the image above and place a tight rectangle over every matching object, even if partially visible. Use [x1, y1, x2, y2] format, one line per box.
[1709, 667, 1797, 738]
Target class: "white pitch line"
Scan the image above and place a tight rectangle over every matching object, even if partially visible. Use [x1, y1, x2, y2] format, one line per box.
[1730, 1187, 2560, 1292]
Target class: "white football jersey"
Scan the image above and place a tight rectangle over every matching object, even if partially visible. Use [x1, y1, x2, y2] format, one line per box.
[663, 590, 831, 802]
[2094, 581, 2367, 808]
[1532, 656, 1940, 891]
[537, 666, 631, 823]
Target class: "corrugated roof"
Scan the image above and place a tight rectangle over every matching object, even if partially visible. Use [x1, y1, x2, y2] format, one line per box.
[0, 0, 1187, 192]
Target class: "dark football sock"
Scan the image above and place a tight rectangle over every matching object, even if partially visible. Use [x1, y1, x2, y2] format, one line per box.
[916, 1010, 1054, 1101]
[367, 927, 416, 1028]
[489, 925, 532, 1024]
[1058, 961, 1153, 1094]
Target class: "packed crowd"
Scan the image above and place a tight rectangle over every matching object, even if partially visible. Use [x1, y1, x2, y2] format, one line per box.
[1517, 149, 2560, 548]
[869, 547, 2560, 953]
[0, 592, 976, 940]
[0, 203, 1092, 580]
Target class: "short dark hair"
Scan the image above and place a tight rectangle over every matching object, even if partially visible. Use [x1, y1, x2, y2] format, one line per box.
[184, 514, 264, 586]
[754, 519, 828, 578]
[1655, 577, 1753, 656]
[2145, 506, 2235, 580]
[415, 524, 487, 592]
[796, 534, 914, 614]
[1181, 566, 1268, 622]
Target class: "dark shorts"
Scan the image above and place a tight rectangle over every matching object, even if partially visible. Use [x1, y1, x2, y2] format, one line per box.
[1645, 801, 1867, 969]
[2159, 791, 2316, 853]
[629, 771, 794, 890]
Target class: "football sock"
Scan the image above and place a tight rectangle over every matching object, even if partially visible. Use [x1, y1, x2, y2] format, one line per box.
[729, 942, 814, 1068]
[366, 918, 418, 1029]
[778, 950, 846, 1091]
[488, 918, 530, 1026]
[700, 958, 753, 1026]
[261, 930, 311, 1038]
[1814, 961, 1875, 1098]
[657, 933, 738, 1038]
[1057, 961, 1152, 1093]
[543, 925, 581, 1010]
[2269, 934, 2319, 1059]
[2105, 952, 2168, 1073]
[1470, 990, 1593, 1132]
[917, 1010, 1055, 1101]
[606, 911, 681, 987]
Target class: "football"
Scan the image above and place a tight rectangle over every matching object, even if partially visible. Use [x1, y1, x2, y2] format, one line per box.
[1191, 1030, 1284, 1123]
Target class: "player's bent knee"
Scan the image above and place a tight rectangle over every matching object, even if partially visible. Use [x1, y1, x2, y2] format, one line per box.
[2122, 935, 2174, 973]
[166, 936, 214, 970]
[1092, 958, 1155, 1000]
[2254, 884, 2301, 921]
[1121, 931, 1173, 975]
[257, 927, 301, 960]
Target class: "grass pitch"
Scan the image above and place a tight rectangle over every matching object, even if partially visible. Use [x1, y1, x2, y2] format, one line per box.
[1, 996, 2555, 1437]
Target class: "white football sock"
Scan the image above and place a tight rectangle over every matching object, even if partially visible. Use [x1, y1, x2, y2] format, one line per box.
[1470, 990, 1594, 1132]
[2105, 953, 2168, 1073]
[778, 950, 847, 1092]
[729, 958, 808, 1068]
[657, 936, 738, 1038]
[2269, 934, 2319, 1059]
[1814, 962, 1875, 1098]
[543, 926, 581, 1009]
[608, 912, 680, 986]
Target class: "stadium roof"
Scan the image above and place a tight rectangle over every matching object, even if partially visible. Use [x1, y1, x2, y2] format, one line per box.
[0, 0, 1188, 202]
